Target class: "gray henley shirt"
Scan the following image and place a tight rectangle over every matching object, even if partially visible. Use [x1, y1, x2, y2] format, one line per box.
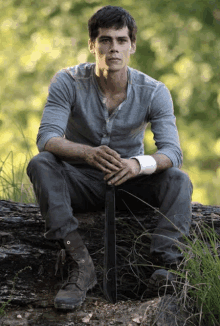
[37, 63, 183, 168]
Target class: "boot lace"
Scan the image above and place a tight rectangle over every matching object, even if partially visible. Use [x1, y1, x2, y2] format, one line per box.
[55, 248, 84, 288]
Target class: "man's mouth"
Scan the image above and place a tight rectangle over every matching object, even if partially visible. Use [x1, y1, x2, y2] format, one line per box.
[108, 58, 121, 61]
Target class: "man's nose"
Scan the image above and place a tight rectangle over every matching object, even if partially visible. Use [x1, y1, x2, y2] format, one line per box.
[110, 40, 119, 52]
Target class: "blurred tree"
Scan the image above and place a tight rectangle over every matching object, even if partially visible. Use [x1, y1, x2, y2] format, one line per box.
[0, 0, 220, 204]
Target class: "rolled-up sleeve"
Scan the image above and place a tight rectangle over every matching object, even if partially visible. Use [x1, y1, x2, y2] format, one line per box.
[37, 70, 75, 152]
[149, 83, 183, 168]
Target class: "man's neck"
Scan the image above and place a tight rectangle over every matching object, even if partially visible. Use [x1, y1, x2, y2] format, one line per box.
[95, 65, 128, 95]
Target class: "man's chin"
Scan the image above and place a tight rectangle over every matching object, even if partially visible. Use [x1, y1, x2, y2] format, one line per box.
[108, 67, 123, 72]
[106, 64, 126, 72]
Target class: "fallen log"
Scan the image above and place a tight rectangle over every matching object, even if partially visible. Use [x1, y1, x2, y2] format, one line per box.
[0, 199, 220, 309]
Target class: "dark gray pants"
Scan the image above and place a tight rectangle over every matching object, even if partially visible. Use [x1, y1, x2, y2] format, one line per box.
[27, 151, 193, 264]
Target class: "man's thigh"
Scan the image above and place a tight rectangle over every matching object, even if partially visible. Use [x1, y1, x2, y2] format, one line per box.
[115, 173, 159, 211]
[115, 167, 192, 211]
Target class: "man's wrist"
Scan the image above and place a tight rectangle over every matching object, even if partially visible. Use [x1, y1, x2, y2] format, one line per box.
[130, 155, 157, 174]
[130, 158, 141, 174]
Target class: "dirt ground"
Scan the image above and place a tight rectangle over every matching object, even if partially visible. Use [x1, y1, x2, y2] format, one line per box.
[0, 294, 162, 326]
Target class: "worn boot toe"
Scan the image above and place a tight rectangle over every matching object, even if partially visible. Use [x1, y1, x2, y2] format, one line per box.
[54, 275, 97, 309]
[145, 269, 177, 298]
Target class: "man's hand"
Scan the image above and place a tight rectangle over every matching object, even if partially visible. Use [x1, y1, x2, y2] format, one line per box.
[85, 145, 123, 173]
[104, 158, 141, 186]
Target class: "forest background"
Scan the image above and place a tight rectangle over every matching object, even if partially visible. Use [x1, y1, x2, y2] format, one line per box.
[0, 0, 220, 205]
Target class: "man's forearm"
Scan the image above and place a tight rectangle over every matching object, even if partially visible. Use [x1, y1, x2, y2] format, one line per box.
[151, 153, 173, 173]
[44, 137, 90, 162]
[44, 137, 123, 173]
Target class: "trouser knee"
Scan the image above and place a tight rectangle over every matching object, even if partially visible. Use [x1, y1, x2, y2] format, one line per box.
[27, 151, 57, 176]
[163, 167, 193, 193]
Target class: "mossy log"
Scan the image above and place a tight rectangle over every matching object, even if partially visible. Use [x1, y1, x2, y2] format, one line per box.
[0, 199, 220, 308]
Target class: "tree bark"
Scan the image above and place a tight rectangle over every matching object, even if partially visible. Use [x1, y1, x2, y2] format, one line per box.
[0, 199, 220, 307]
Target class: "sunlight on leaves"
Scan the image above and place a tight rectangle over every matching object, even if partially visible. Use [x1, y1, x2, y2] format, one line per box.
[174, 57, 195, 78]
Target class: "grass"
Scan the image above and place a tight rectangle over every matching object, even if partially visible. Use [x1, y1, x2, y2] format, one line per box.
[0, 120, 37, 204]
[0, 150, 37, 204]
[179, 224, 220, 325]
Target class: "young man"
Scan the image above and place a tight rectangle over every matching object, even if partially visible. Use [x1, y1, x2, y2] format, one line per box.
[27, 6, 193, 309]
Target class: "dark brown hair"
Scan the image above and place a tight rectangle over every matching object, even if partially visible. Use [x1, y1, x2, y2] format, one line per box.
[88, 6, 137, 43]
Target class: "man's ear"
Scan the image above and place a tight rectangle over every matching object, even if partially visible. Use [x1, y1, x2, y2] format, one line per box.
[88, 39, 95, 54]
[130, 42, 136, 55]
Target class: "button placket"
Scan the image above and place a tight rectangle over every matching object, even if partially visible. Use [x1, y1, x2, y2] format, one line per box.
[101, 104, 121, 145]
[106, 113, 116, 141]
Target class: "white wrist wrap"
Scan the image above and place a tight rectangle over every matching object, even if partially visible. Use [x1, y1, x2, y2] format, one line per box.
[132, 155, 157, 174]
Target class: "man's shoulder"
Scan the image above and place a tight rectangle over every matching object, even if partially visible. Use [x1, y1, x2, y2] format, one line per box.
[128, 66, 163, 89]
[60, 62, 95, 80]
[48, 63, 95, 91]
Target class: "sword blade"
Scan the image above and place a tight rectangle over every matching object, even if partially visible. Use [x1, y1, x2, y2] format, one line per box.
[103, 184, 117, 303]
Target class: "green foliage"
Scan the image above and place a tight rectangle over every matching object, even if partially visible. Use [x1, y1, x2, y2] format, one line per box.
[0, 0, 220, 204]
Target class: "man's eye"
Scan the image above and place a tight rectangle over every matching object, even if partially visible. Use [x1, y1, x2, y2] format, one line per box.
[101, 39, 109, 43]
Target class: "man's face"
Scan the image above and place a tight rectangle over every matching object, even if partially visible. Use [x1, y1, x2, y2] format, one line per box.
[89, 26, 136, 71]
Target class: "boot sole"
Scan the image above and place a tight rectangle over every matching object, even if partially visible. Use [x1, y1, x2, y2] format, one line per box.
[54, 277, 97, 310]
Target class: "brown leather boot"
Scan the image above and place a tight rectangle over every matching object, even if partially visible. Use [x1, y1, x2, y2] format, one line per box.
[54, 230, 97, 309]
